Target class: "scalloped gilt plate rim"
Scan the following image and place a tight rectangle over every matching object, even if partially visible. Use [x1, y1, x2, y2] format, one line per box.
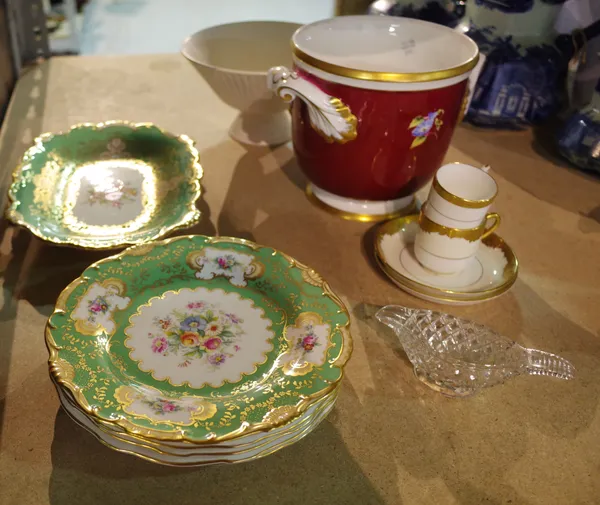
[46, 235, 353, 444]
[5, 120, 203, 250]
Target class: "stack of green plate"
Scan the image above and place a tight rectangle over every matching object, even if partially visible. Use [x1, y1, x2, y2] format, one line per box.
[46, 235, 352, 466]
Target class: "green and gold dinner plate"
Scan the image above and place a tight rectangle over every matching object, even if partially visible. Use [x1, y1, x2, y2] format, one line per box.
[7, 121, 202, 249]
[46, 235, 352, 443]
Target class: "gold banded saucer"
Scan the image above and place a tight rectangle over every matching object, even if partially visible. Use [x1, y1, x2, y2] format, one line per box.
[374, 215, 518, 305]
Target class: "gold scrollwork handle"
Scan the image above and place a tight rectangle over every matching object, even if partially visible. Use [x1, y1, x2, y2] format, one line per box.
[457, 81, 470, 124]
[267, 65, 357, 144]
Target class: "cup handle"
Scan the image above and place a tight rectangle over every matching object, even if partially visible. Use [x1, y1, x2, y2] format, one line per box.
[267, 66, 357, 144]
[481, 212, 500, 239]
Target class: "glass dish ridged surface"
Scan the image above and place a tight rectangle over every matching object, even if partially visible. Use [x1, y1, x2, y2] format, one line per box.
[376, 305, 574, 397]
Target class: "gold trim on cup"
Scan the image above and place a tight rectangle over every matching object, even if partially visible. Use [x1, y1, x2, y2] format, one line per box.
[481, 213, 500, 239]
[418, 213, 500, 242]
[373, 215, 519, 303]
[291, 44, 479, 84]
[432, 175, 497, 209]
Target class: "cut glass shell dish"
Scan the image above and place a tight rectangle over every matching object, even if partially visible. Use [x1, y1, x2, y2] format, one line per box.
[376, 305, 574, 397]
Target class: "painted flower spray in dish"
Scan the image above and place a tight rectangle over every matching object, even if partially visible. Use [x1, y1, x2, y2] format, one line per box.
[148, 302, 244, 370]
[376, 305, 574, 397]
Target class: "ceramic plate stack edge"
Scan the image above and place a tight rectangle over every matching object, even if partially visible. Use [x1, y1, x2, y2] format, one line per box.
[51, 374, 340, 466]
[46, 235, 352, 466]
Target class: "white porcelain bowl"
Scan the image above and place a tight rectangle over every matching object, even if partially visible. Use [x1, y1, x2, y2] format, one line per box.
[181, 21, 300, 146]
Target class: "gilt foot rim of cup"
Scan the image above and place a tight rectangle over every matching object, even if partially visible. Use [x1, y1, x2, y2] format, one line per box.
[306, 184, 417, 222]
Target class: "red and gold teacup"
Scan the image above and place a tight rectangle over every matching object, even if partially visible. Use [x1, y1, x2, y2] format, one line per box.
[268, 16, 479, 220]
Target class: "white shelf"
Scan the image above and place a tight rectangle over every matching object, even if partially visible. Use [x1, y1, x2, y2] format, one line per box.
[78, 0, 336, 55]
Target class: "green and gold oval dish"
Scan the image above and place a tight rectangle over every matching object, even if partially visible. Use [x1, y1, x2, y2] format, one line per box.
[46, 235, 352, 443]
[6, 121, 202, 249]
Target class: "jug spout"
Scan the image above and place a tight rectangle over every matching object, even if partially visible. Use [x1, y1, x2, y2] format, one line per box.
[375, 305, 414, 334]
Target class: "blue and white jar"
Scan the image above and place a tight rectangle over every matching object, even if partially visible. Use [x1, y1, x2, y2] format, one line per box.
[557, 79, 600, 174]
[368, 0, 462, 27]
[457, 0, 568, 127]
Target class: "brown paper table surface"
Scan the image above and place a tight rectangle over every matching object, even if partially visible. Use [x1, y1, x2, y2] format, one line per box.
[0, 55, 599, 505]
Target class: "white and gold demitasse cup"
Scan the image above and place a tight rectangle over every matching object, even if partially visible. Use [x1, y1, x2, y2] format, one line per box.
[414, 163, 500, 274]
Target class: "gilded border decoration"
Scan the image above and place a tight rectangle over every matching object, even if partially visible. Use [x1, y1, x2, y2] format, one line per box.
[46, 234, 353, 444]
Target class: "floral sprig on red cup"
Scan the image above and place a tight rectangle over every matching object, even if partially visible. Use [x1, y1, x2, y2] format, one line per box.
[409, 109, 444, 149]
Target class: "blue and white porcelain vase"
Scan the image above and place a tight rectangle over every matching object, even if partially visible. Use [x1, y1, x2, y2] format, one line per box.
[368, 0, 463, 27]
[458, 0, 568, 128]
[557, 79, 600, 175]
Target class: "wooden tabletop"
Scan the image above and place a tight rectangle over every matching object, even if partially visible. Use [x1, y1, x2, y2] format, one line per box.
[0, 54, 599, 505]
